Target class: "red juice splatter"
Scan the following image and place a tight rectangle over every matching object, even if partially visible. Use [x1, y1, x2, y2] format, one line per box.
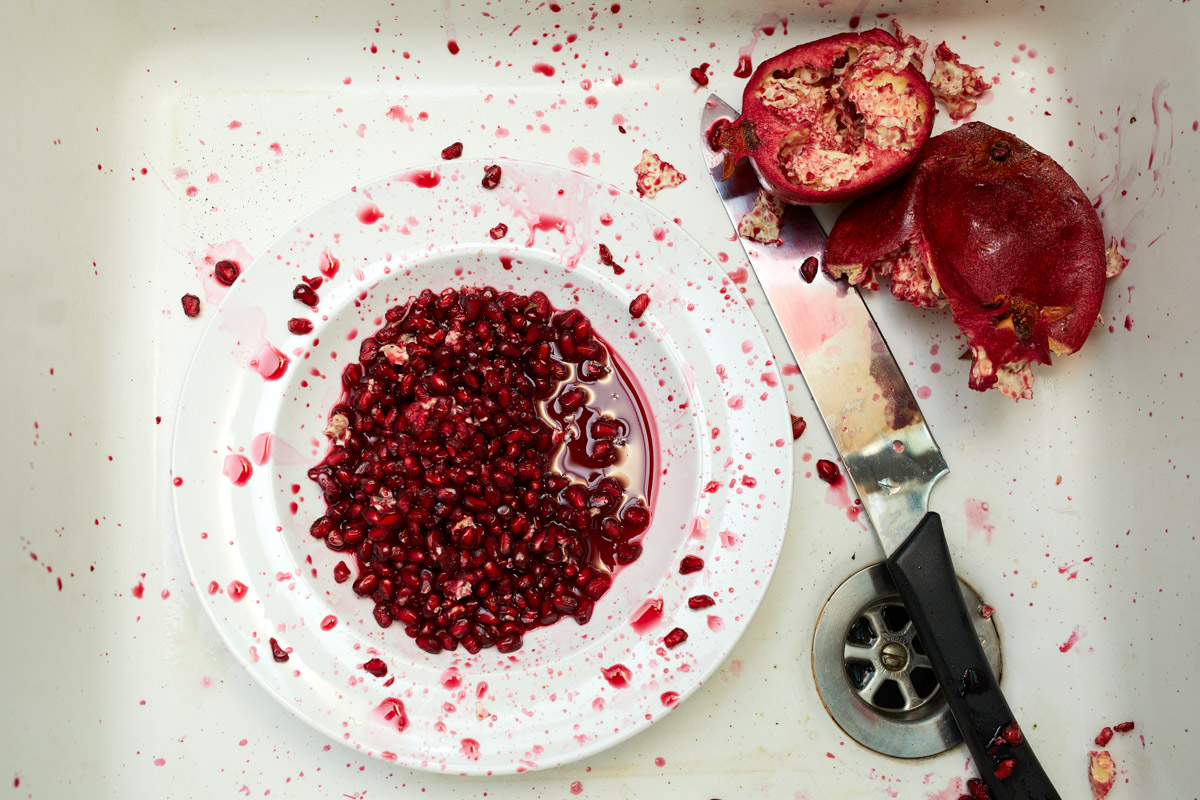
[223, 454, 253, 486]
[358, 204, 385, 224]
[375, 697, 410, 731]
[399, 169, 441, 188]
[250, 433, 272, 466]
[252, 344, 290, 380]
[630, 597, 664, 633]
[601, 664, 632, 688]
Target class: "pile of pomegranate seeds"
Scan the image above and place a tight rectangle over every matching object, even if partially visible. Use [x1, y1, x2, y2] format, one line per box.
[306, 287, 653, 655]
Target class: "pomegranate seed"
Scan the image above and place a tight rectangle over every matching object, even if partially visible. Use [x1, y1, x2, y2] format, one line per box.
[415, 634, 442, 654]
[293, 283, 319, 307]
[628, 293, 650, 319]
[269, 638, 289, 662]
[288, 317, 314, 335]
[181, 293, 201, 317]
[678, 555, 704, 574]
[965, 778, 991, 800]
[816, 459, 841, 484]
[663, 627, 688, 649]
[441, 141, 464, 160]
[791, 414, 806, 440]
[688, 594, 715, 609]
[302, 274, 323, 290]
[353, 572, 379, 596]
[496, 631, 523, 653]
[1113, 721, 1135, 733]
[214, 260, 240, 285]
[362, 658, 388, 677]
[482, 164, 502, 189]
[979, 603, 995, 619]
[489, 223, 508, 239]
[689, 63, 710, 86]
[1095, 727, 1114, 746]
[800, 255, 819, 284]
[332, 561, 351, 582]
[598, 243, 625, 274]
[993, 758, 1016, 780]
[614, 543, 642, 564]
[997, 720, 1022, 746]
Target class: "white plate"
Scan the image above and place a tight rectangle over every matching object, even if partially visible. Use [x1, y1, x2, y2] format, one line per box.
[171, 158, 793, 775]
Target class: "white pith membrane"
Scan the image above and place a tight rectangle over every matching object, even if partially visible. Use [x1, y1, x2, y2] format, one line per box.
[759, 42, 927, 191]
[737, 188, 786, 243]
[633, 149, 686, 198]
[930, 42, 992, 120]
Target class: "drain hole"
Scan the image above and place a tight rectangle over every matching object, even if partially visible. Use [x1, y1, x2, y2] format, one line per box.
[845, 660, 875, 690]
[847, 616, 877, 647]
[873, 680, 906, 710]
[912, 634, 926, 656]
[911, 667, 938, 698]
[881, 604, 910, 633]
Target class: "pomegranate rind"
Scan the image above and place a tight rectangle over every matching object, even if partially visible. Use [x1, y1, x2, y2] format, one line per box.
[930, 42, 991, 120]
[737, 189, 786, 243]
[1088, 750, 1116, 800]
[716, 28, 935, 205]
[634, 149, 686, 198]
[826, 122, 1107, 399]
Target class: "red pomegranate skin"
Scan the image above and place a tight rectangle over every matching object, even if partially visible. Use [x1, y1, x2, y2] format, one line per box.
[710, 29, 934, 205]
[826, 122, 1107, 399]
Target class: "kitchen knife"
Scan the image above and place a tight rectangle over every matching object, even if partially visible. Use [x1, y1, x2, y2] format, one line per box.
[701, 95, 1061, 800]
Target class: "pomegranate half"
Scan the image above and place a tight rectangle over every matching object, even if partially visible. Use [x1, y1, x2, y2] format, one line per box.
[825, 122, 1108, 400]
[709, 29, 934, 205]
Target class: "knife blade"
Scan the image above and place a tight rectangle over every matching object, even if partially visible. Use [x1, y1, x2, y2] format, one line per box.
[701, 94, 1061, 800]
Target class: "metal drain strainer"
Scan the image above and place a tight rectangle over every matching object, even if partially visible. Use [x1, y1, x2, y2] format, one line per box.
[812, 564, 1002, 758]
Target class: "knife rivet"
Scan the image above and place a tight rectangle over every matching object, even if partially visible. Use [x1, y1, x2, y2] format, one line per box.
[880, 641, 908, 672]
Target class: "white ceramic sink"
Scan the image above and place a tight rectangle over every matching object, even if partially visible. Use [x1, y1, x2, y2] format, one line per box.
[4, 1, 1196, 797]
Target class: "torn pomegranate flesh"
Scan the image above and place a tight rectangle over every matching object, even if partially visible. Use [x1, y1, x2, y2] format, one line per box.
[306, 287, 655, 654]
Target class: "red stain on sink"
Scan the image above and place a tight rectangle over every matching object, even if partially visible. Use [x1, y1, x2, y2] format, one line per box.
[1059, 625, 1084, 653]
[964, 498, 995, 544]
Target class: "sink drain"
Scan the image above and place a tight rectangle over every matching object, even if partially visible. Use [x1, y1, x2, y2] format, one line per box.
[812, 563, 1002, 758]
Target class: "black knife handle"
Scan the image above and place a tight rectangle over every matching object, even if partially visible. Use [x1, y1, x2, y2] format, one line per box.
[886, 512, 1061, 800]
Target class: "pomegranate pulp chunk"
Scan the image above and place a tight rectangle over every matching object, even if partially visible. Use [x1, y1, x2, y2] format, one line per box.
[305, 286, 657, 654]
